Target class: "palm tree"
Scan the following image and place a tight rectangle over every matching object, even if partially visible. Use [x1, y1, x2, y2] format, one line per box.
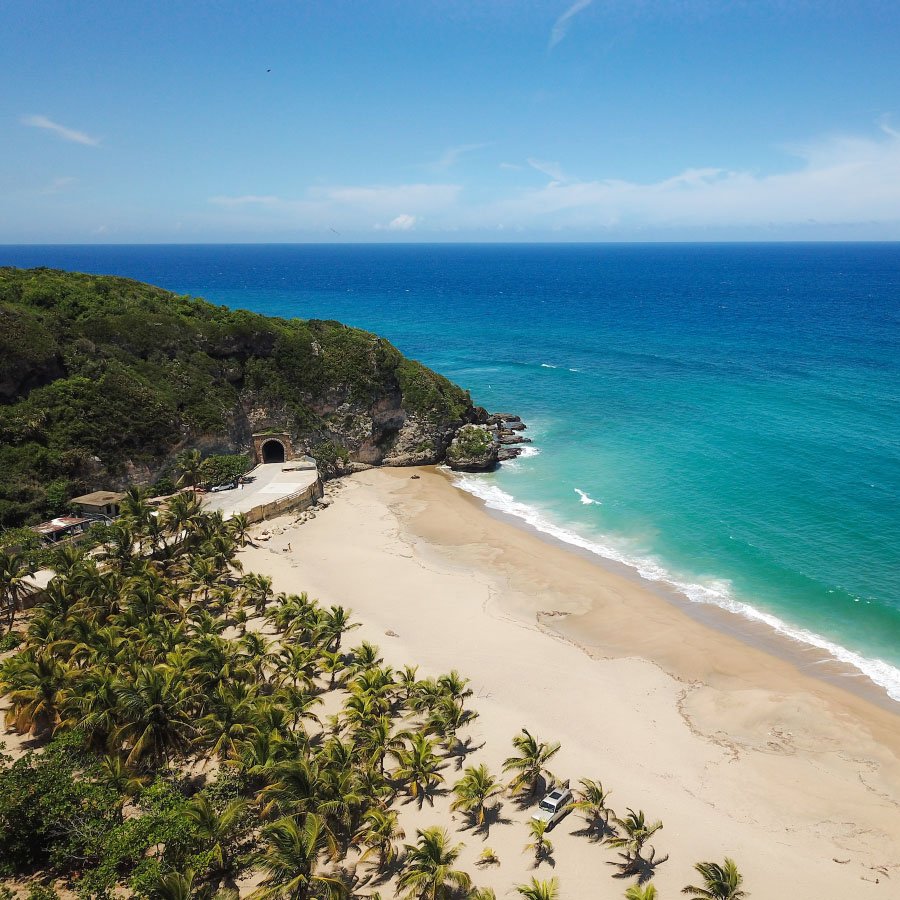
[185, 794, 249, 878]
[252, 814, 346, 900]
[450, 764, 503, 827]
[176, 449, 204, 488]
[353, 807, 405, 872]
[321, 605, 359, 652]
[1, 651, 71, 736]
[392, 732, 446, 806]
[228, 512, 253, 547]
[0, 549, 37, 632]
[625, 885, 658, 900]
[113, 664, 197, 766]
[525, 819, 553, 866]
[515, 878, 559, 900]
[608, 809, 664, 875]
[397, 827, 471, 900]
[426, 697, 478, 750]
[681, 859, 747, 899]
[571, 778, 614, 836]
[502, 728, 560, 797]
[144, 869, 200, 900]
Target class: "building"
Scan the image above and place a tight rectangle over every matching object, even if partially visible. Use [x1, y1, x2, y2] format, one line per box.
[71, 490, 126, 520]
[31, 516, 90, 545]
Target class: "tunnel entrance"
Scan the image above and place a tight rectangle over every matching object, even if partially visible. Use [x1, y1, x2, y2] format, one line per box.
[261, 439, 286, 464]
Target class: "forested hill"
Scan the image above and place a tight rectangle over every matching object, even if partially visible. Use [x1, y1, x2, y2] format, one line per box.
[0, 267, 479, 527]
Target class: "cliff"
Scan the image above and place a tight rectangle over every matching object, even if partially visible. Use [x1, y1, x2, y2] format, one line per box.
[0, 267, 485, 526]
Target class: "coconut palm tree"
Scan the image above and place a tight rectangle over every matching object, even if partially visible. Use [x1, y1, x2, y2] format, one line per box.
[502, 728, 560, 797]
[176, 449, 204, 488]
[353, 807, 406, 872]
[426, 697, 478, 751]
[392, 732, 446, 806]
[450, 764, 503, 827]
[515, 878, 559, 900]
[625, 885, 658, 900]
[397, 827, 470, 900]
[571, 778, 614, 837]
[0, 549, 37, 632]
[113, 664, 197, 766]
[681, 859, 747, 899]
[321, 605, 359, 652]
[144, 869, 200, 900]
[525, 820, 553, 866]
[185, 794, 249, 878]
[1, 650, 71, 736]
[252, 814, 346, 900]
[228, 512, 253, 548]
[608, 809, 664, 875]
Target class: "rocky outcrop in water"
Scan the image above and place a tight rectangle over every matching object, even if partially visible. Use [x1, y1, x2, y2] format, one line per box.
[446, 414, 531, 471]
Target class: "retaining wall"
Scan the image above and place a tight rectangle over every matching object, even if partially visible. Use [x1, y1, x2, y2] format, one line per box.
[242, 477, 324, 525]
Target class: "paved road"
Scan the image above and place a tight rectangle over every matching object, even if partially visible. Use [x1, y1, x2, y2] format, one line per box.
[201, 463, 318, 519]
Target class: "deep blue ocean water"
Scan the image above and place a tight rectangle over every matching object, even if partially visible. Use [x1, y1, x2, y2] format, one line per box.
[2, 243, 899, 699]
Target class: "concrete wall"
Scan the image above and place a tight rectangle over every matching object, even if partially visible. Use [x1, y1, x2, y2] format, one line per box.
[243, 477, 324, 525]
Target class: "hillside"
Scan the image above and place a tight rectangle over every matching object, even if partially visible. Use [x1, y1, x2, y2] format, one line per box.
[0, 267, 480, 527]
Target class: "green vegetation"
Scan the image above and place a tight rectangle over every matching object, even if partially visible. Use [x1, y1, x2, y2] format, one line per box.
[446, 425, 494, 465]
[0, 267, 473, 526]
[0, 485, 748, 897]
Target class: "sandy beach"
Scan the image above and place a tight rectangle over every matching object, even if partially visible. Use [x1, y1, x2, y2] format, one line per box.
[239, 466, 900, 898]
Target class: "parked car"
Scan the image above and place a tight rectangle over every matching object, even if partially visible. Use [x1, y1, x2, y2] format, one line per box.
[209, 482, 236, 493]
[531, 785, 573, 829]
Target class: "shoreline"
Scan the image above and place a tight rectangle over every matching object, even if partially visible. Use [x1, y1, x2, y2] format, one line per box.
[449, 467, 900, 716]
[240, 466, 900, 897]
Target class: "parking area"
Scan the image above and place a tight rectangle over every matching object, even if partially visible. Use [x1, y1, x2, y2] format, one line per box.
[200, 462, 319, 519]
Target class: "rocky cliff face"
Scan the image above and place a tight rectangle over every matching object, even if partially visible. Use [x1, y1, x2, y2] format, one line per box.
[0, 268, 488, 525]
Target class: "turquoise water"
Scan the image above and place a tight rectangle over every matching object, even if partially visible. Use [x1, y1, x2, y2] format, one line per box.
[2, 243, 899, 698]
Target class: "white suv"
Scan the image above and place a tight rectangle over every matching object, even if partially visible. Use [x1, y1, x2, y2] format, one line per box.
[531, 786, 573, 829]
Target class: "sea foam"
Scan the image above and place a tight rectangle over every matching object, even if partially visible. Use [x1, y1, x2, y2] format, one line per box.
[452, 475, 900, 703]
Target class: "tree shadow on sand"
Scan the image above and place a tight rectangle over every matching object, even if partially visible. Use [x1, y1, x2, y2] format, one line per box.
[468, 802, 513, 838]
[608, 848, 670, 885]
[447, 736, 486, 770]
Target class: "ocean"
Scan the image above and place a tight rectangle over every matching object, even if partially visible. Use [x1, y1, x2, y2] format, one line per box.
[2, 243, 899, 700]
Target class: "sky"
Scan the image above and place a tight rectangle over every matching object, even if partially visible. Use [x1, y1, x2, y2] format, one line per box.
[3, 0, 900, 243]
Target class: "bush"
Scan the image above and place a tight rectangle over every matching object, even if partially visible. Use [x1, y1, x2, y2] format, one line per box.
[198, 454, 250, 489]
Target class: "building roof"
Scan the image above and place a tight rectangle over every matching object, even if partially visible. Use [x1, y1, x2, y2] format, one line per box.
[31, 516, 89, 536]
[71, 490, 127, 506]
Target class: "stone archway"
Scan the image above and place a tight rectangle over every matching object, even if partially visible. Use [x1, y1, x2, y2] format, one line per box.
[261, 439, 286, 464]
[252, 432, 295, 465]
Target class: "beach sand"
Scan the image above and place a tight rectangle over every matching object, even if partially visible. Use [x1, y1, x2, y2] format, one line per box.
[240, 466, 900, 898]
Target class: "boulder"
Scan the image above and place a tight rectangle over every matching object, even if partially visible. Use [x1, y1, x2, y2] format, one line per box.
[446, 424, 499, 472]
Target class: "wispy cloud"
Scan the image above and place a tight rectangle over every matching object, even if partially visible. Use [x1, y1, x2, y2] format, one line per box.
[487, 127, 900, 232]
[22, 114, 100, 146]
[549, 0, 594, 49]
[428, 142, 491, 171]
[527, 157, 568, 182]
[500, 162, 524, 171]
[384, 214, 417, 231]
[40, 176, 77, 195]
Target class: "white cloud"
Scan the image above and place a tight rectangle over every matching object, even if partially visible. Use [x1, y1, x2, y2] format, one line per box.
[199, 126, 900, 237]
[527, 157, 568, 182]
[429, 142, 491, 171]
[549, 0, 594, 49]
[22, 114, 100, 146]
[385, 214, 417, 231]
[319, 183, 460, 210]
[500, 162, 524, 171]
[487, 127, 900, 232]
